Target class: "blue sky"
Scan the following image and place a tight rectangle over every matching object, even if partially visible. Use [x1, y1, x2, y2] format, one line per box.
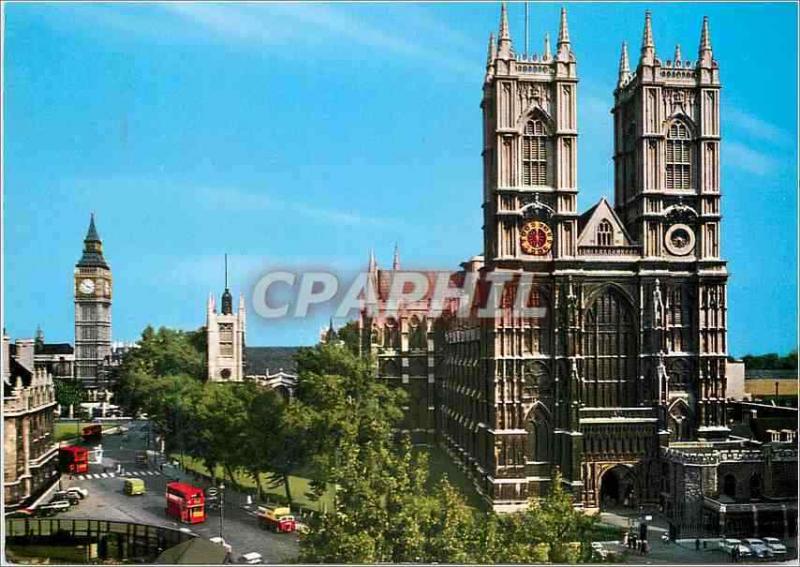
[3, 2, 797, 355]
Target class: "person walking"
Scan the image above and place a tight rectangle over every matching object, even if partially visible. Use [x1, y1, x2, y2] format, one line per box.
[695, 538, 701, 552]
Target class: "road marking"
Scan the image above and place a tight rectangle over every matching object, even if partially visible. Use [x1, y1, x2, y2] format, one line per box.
[100, 473, 109, 478]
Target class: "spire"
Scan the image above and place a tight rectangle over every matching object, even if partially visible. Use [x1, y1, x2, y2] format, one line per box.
[486, 32, 496, 66]
[77, 213, 108, 269]
[556, 7, 570, 60]
[640, 10, 655, 64]
[221, 254, 233, 315]
[543, 33, 551, 61]
[698, 16, 713, 65]
[85, 213, 101, 242]
[35, 326, 44, 348]
[497, 2, 514, 59]
[618, 41, 630, 86]
[392, 243, 400, 271]
[368, 248, 377, 273]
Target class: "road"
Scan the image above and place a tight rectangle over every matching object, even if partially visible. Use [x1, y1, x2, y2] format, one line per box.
[58, 420, 299, 564]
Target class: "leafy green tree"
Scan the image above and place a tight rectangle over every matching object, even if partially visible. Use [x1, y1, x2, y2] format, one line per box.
[335, 319, 361, 355]
[54, 378, 84, 417]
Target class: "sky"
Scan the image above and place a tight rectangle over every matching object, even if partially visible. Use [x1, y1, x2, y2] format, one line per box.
[3, 1, 798, 355]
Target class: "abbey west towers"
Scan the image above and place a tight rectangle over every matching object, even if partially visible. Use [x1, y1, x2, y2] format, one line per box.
[74, 214, 112, 385]
[437, 5, 728, 511]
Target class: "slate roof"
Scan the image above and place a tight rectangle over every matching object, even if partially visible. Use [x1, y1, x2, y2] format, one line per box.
[35, 343, 74, 356]
[245, 346, 300, 375]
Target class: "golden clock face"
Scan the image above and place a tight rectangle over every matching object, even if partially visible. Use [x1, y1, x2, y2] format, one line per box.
[520, 221, 553, 255]
[78, 278, 95, 295]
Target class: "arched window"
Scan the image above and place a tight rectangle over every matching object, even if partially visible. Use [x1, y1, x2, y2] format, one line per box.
[525, 404, 551, 462]
[597, 220, 614, 246]
[722, 474, 737, 498]
[582, 288, 636, 407]
[665, 121, 692, 190]
[522, 119, 548, 186]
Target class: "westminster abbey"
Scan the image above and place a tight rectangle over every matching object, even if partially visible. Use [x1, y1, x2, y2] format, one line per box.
[361, 5, 797, 536]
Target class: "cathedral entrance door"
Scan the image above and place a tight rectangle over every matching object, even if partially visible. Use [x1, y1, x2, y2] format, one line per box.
[599, 465, 636, 511]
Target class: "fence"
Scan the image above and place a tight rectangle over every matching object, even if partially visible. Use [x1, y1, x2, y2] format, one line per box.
[5, 517, 194, 563]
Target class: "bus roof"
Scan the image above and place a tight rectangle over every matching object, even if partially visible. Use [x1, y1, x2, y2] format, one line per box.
[166, 482, 204, 496]
[59, 445, 88, 455]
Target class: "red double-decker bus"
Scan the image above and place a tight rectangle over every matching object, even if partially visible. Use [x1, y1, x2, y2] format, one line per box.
[165, 482, 206, 524]
[59, 446, 89, 474]
[81, 424, 102, 442]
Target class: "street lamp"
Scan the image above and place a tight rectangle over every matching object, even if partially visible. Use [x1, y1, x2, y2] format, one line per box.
[218, 482, 226, 540]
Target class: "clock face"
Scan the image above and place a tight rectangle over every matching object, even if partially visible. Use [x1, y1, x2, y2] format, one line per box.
[520, 220, 554, 255]
[79, 278, 95, 295]
[664, 224, 695, 256]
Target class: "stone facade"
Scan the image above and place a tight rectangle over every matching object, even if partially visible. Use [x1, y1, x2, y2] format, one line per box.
[3, 333, 59, 509]
[360, 6, 796, 529]
[206, 288, 246, 382]
[74, 214, 113, 388]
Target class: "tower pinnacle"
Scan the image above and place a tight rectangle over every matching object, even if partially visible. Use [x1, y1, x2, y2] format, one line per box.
[618, 41, 630, 87]
[77, 213, 108, 268]
[368, 248, 377, 273]
[221, 254, 233, 315]
[640, 10, 655, 65]
[393, 243, 400, 271]
[674, 43, 682, 63]
[557, 7, 570, 60]
[698, 16, 713, 65]
[487, 32, 496, 65]
[544, 32, 551, 61]
[497, 2, 514, 59]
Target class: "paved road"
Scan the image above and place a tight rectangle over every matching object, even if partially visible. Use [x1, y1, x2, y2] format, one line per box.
[58, 420, 299, 564]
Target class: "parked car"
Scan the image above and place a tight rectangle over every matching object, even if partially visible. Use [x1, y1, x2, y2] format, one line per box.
[733, 543, 755, 559]
[66, 487, 89, 499]
[762, 537, 787, 559]
[719, 538, 742, 554]
[35, 501, 71, 516]
[743, 538, 773, 560]
[52, 491, 81, 505]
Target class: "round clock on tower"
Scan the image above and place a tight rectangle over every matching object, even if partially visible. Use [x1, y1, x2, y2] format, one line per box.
[74, 214, 112, 385]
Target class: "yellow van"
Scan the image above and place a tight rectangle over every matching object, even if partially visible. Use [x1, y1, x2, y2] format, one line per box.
[124, 478, 146, 496]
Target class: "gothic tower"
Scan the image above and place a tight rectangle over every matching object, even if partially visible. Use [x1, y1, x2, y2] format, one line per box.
[482, 4, 578, 264]
[612, 13, 728, 435]
[206, 256, 246, 382]
[74, 214, 112, 385]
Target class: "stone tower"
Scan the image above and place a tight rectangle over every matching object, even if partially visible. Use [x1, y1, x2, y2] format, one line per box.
[206, 256, 246, 382]
[482, 4, 578, 264]
[74, 214, 112, 385]
[612, 13, 728, 435]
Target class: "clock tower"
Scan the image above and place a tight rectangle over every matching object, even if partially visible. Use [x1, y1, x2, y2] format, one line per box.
[74, 214, 112, 385]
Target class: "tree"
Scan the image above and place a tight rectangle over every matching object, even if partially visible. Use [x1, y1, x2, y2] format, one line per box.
[54, 378, 84, 418]
[335, 320, 361, 355]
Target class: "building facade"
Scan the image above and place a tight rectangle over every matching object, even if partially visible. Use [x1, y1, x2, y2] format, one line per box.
[363, 6, 796, 533]
[3, 333, 59, 509]
[74, 214, 113, 388]
[206, 287, 246, 382]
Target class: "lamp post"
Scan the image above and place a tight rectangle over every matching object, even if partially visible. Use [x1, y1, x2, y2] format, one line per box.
[218, 482, 226, 539]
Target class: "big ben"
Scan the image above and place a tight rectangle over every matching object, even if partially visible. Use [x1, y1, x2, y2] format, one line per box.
[74, 213, 112, 385]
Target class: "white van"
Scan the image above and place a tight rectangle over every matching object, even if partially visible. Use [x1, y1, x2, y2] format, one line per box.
[240, 552, 262, 564]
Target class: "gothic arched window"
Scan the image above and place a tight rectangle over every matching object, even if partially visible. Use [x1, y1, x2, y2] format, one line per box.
[522, 119, 548, 186]
[665, 121, 692, 190]
[525, 404, 551, 462]
[582, 288, 637, 407]
[597, 220, 614, 246]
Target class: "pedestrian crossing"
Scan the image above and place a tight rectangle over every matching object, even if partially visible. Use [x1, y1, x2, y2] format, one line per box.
[74, 470, 162, 481]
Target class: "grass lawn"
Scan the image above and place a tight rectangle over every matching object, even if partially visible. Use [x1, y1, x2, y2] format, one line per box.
[174, 454, 334, 513]
[54, 420, 125, 443]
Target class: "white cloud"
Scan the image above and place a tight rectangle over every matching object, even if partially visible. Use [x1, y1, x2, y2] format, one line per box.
[725, 141, 781, 176]
[726, 107, 794, 147]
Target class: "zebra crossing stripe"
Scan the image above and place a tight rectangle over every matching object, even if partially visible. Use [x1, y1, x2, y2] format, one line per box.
[100, 473, 109, 478]
[76, 475, 86, 480]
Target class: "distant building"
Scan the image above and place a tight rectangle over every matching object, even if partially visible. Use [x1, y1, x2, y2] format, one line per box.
[725, 359, 747, 401]
[33, 326, 75, 381]
[3, 333, 59, 509]
[243, 346, 299, 397]
[206, 286, 246, 382]
[744, 368, 798, 404]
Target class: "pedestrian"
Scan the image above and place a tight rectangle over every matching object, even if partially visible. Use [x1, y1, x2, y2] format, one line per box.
[695, 538, 700, 552]
[732, 546, 738, 563]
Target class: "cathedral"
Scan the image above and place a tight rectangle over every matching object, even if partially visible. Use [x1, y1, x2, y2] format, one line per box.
[362, 5, 797, 535]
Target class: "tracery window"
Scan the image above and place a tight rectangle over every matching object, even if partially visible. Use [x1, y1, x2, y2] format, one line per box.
[665, 121, 692, 190]
[582, 289, 636, 407]
[522, 119, 548, 186]
[597, 220, 614, 246]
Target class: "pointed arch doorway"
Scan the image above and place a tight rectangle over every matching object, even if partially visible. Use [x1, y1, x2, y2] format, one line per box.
[599, 465, 637, 510]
